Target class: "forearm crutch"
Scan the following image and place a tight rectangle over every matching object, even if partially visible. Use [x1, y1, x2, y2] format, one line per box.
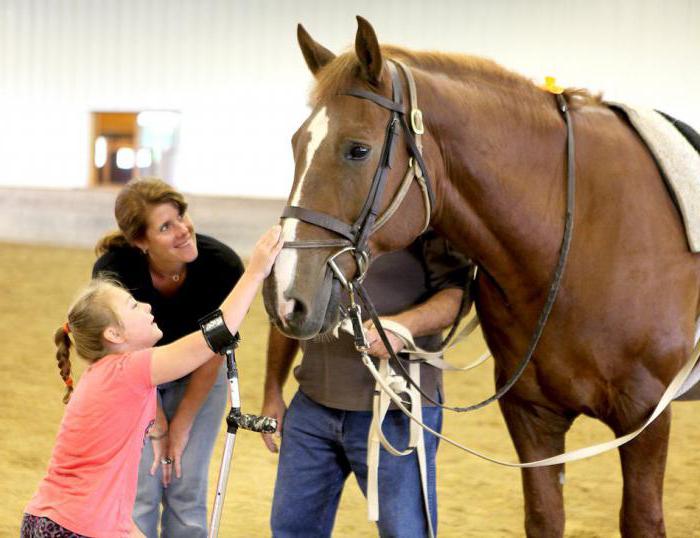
[199, 311, 278, 538]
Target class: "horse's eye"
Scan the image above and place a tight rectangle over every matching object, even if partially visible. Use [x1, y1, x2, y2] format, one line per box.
[346, 144, 370, 161]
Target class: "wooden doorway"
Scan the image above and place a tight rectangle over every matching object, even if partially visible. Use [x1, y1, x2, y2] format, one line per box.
[91, 111, 180, 186]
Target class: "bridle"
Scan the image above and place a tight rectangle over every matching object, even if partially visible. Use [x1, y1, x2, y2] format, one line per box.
[281, 60, 434, 286]
[279, 58, 577, 413]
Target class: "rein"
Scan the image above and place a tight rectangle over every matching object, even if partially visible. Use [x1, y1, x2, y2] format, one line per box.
[280, 59, 576, 413]
[353, 91, 574, 412]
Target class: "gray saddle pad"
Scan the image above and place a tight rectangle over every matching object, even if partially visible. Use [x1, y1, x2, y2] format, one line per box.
[608, 102, 700, 253]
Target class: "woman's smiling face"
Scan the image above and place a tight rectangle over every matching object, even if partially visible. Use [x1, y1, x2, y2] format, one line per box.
[137, 202, 198, 265]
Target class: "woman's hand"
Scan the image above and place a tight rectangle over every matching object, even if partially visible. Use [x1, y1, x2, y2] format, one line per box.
[149, 434, 172, 487]
[167, 416, 193, 480]
[247, 225, 284, 279]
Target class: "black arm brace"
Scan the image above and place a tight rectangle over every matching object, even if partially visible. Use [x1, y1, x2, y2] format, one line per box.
[198, 309, 239, 354]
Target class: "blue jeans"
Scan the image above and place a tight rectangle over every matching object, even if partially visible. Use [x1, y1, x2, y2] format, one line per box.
[133, 365, 228, 538]
[271, 390, 442, 538]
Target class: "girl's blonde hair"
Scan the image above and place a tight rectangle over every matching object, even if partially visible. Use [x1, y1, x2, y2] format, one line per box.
[54, 279, 123, 403]
[95, 177, 188, 255]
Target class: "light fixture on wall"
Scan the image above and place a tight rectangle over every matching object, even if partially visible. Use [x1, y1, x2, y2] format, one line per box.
[94, 136, 107, 168]
[116, 147, 135, 170]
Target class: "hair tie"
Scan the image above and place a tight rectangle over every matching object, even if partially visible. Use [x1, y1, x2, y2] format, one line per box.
[64, 376, 74, 388]
[63, 322, 71, 335]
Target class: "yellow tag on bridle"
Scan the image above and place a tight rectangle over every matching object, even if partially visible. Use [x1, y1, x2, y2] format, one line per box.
[542, 76, 564, 95]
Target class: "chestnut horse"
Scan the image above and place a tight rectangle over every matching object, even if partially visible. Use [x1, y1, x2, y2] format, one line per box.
[262, 17, 700, 537]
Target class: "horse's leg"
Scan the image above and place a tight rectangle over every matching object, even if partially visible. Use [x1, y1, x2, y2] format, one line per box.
[499, 398, 574, 538]
[610, 407, 670, 538]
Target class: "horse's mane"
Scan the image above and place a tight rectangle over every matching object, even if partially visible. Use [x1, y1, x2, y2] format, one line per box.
[311, 45, 602, 110]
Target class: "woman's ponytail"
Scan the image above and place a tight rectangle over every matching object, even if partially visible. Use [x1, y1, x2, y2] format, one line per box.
[94, 230, 130, 257]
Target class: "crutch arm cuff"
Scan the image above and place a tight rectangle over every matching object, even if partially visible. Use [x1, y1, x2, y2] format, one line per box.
[199, 309, 239, 354]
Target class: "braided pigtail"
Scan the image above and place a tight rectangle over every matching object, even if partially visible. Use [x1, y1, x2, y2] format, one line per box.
[54, 278, 125, 403]
[54, 324, 74, 404]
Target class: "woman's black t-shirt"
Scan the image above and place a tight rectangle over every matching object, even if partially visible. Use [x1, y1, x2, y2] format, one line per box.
[92, 234, 244, 346]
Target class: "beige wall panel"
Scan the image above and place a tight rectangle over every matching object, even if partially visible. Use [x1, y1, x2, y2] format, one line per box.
[0, 0, 697, 197]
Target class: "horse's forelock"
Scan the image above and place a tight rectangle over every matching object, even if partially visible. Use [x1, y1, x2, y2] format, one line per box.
[310, 51, 362, 105]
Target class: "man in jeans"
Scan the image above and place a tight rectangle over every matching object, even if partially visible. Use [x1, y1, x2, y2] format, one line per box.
[261, 230, 471, 537]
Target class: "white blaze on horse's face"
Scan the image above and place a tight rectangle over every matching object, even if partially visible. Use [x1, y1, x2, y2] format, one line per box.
[274, 106, 330, 322]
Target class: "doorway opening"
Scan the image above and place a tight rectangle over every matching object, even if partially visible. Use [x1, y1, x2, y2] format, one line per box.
[91, 111, 181, 186]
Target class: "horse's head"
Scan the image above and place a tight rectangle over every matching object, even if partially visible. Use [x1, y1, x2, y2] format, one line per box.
[263, 17, 435, 339]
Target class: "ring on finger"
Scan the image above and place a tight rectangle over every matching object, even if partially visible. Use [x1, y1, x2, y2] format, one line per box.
[160, 457, 173, 465]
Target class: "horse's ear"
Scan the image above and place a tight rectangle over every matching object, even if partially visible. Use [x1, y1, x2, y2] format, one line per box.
[355, 16, 383, 86]
[297, 24, 336, 76]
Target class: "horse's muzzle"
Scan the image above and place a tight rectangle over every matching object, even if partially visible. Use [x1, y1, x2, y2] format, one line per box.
[262, 270, 340, 340]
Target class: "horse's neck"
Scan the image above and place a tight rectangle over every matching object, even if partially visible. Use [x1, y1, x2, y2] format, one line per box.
[424, 76, 566, 304]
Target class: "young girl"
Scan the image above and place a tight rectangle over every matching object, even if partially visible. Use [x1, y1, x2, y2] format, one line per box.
[21, 225, 283, 538]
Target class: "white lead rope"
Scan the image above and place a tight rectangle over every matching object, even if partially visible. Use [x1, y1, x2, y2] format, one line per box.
[366, 358, 434, 537]
[362, 313, 488, 538]
[363, 333, 700, 468]
[340, 314, 491, 371]
[361, 317, 492, 537]
[358, 316, 699, 537]
[379, 317, 490, 371]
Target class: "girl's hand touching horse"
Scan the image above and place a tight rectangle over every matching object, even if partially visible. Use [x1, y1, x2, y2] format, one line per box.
[248, 225, 284, 279]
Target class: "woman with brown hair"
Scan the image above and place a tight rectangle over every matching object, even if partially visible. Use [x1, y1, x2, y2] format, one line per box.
[93, 177, 243, 537]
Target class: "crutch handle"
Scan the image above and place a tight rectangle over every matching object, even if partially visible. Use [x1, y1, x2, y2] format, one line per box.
[236, 412, 278, 433]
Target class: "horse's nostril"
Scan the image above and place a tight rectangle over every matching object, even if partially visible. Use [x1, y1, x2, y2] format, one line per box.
[293, 299, 307, 318]
[283, 298, 307, 322]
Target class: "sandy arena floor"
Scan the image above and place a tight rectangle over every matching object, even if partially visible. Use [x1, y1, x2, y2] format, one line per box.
[1, 242, 698, 537]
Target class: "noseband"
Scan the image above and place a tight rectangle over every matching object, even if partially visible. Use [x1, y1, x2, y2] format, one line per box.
[281, 60, 435, 286]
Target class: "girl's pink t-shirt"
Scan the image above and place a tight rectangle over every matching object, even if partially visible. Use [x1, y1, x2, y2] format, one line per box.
[25, 349, 156, 537]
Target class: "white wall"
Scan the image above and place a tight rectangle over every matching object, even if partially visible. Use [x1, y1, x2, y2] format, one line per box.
[0, 0, 698, 197]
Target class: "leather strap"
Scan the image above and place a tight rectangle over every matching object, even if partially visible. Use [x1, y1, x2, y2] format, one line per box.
[282, 206, 356, 242]
[343, 89, 405, 113]
[352, 63, 404, 254]
[281, 60, 433, 265]
[351, 91, 576, 413]
[361, 336, 700, 468]
[283, 239, 351, 249]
